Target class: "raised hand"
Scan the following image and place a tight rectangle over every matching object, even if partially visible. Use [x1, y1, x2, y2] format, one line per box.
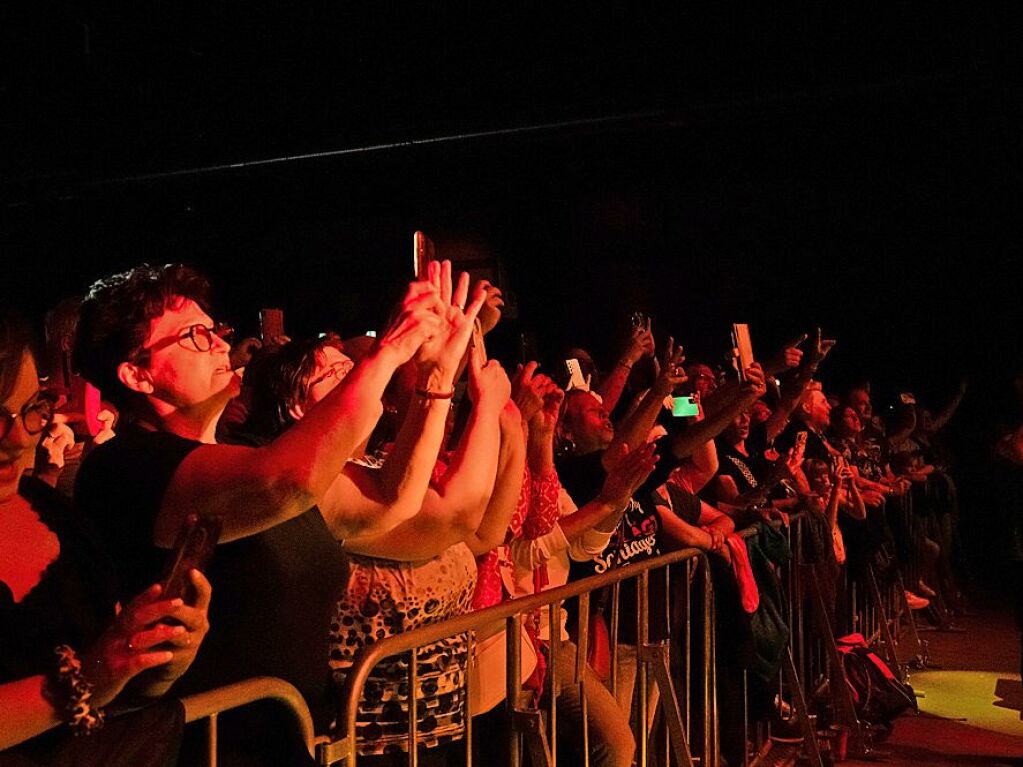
[377, 280, 446, 366]
[468, 344, 512, 415]
[623, 316, 656, 365]
[652, 337, 687, 396]
[808, 327, 837, 369]
[740, 362, 769, 400]
[81, 571, 212, 707]
[765, 333, 807, 375]
[415, 260, 488, 383]
[512, 361, 562, 427]
[598, 442, 659, 510]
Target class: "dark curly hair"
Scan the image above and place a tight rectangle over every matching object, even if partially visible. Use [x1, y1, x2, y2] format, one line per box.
[73, 264, 212, 410]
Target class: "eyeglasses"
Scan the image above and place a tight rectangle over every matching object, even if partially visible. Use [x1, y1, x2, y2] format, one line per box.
[310, 359, 354, 387]
[1, 396, 54, 441]
[142, 323, 233, 356]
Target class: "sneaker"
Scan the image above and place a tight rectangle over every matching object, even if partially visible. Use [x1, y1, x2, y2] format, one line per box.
[905, 590, 930, 610]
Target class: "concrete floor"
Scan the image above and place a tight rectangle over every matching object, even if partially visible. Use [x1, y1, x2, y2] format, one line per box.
[844, 605, 1023, 767]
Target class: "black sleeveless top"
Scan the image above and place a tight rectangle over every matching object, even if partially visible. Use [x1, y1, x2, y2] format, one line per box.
[75, 425, 348, 733]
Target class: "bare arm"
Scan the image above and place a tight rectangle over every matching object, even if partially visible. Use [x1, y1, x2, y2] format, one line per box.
[605, 339, 685, 469]
[343, 354, 509, 560]
[464, 403, 527, 555]
[672, 364, 767, 459]
[597, 318, 654, 413]
[321, 268, 487, 539]
[156, 284, 444, 545]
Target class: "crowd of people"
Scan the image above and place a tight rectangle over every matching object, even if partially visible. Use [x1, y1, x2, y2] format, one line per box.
[1, 260, 973, 767]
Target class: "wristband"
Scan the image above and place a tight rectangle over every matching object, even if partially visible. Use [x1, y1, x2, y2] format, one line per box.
[415, 387, 455, 400]
[45, 645, 105, 736]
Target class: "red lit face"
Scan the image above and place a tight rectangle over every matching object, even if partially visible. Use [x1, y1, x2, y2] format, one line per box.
[848, 389, 872, 421]
[139, 298, 240, 411]
[802, 390, 831, 430]
[0, 352, 43, 503]
[808, 464, 832, 496]
[688, 364, 718, 397]
[724, 410, 751, 444]
[837, 406, 861, 437]
[562, 392, 614, 454]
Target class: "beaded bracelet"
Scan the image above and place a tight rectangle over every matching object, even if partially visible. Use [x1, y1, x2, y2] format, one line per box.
[46, 644, 106, 736]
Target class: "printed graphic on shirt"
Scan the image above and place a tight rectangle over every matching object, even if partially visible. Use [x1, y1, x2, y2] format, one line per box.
[592, 500, 661, 574]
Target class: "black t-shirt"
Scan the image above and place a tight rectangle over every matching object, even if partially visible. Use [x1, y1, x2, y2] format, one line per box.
[713, 441, 768, 497]
[75, 425, 348, 732]
[557, 449, 670, 643]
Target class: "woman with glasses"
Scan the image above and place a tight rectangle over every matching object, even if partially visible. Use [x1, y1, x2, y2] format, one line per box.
[0, 309, 212, 762]
[231, 284, 522, 766]
[70, 262, 478, 765]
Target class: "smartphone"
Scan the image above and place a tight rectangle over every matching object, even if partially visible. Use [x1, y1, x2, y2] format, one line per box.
[630, 311, 646, 330]
[671, 395, 700, 417]
[731, 323, 754, 382]
[565, 358, 587, 392]
[259, 308, 285, 344]
[161, 514, 222, 605]
[413, 230, 436, 279]
[471, 318, 488, 364]
[899, 392, 917, 406]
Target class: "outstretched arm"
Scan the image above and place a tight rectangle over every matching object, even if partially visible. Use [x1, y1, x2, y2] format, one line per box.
[156, 280, 445, 545]
[342, 348, 509, 560]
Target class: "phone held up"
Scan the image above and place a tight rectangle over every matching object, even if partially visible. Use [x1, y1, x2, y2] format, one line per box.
[161, 513, 222, 605]
[731, 323, 754, 382]
[671, 395, 699, 417]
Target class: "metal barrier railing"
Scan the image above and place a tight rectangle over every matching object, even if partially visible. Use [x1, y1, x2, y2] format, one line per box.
[179, 676, 320, 767]
[174, 503, 941, 767]
[318, 545, 718, 767]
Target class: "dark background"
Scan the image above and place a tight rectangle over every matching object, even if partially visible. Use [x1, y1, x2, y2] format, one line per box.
[2, 5, 1020, 578]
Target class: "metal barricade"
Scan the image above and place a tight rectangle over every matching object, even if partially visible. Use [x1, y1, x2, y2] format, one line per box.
[319, 546, 717, 767]
[179, 676, 320, 767]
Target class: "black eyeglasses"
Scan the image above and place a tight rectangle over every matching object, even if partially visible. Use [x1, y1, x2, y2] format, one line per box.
[309, 359, 354, 387]
[142, 323, 233, 356]
[1, 396, 54, 441]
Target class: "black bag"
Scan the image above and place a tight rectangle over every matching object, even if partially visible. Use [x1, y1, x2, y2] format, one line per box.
[836, 633, 917, 726]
